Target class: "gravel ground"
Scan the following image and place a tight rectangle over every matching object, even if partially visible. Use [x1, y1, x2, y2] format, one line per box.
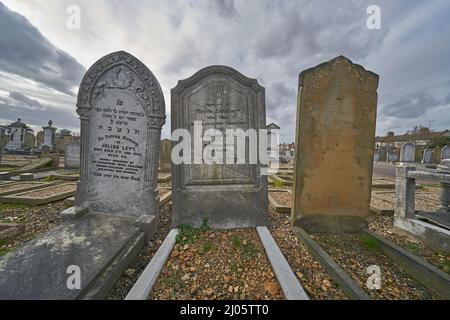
[150, 228, 283, 300]
[270, 190, 292, 207]
[0, 199, 72, 256]
[267, 207, 347, 300]
[312, 232, 437, 299]
[368, 213, 449, 274]
[106, 201, 173, 299]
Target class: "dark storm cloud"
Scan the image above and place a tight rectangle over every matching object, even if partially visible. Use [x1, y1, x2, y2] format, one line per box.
[0, 2, 85, 96]
[382, 92, 450, 119]
[0, 91, 78, 129]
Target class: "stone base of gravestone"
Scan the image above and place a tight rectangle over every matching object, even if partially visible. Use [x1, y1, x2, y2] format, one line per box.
[0, 212, 152, 299]
[173, 187, 268, 229]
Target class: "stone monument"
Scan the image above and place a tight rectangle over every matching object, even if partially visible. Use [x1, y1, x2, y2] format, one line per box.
[75, 51, 166, 220]
[422, 148, 432, 164]
[400, 142, 415, 163]
[442, 145, 450, 161]
[42, 120, 57, 151]
[159, 138, 171, 172]
[292, 56, 379, 232]
[64, 141, 80, 169]
[171, 65, 268, 229]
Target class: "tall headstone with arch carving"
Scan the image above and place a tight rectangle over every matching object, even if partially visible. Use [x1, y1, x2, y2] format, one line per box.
[75, 51, 166, 219]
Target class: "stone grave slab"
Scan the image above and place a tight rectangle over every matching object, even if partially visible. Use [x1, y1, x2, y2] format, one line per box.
[0, 212, 144, 299]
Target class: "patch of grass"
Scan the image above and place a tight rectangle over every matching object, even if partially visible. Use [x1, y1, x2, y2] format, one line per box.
[176, 218, 210, 245]
[0, 203, 32, 214]
[359, 234, 380, 252]
[231, 236, 242, 249]
[241, 242, 258, 260]
[199, 241, 213, 255]
[272, 179, 285, 188]
[0, 239, 10, 256]
[229, 260, 239, 272]
[42, 175, 55, 182]
[405, 242, 420, 252]
[161, 272, 185, 297]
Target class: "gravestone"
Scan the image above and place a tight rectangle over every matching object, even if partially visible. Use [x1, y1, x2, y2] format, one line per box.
[378, 146, 386, 162]
[0, 126, 4, 162]
[442, 145, 450, 161]
[415, 146, 425, 162]
[159, 139, 171, 172]
[373, 149, 379, 161]
[400, 142, 415, 162]
[387, 150, 399, 162]
[42, 120, 57, 151]
[431, 146, 441, 164]
[171, 65, 268, 229]
[75, 51, 166, 219]
[64, 141, 80, 169]
[292, 56, 379, 232]
[422, 148, 432, 164]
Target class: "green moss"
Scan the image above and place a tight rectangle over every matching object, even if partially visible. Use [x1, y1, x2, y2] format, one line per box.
[359, 234, 380, 252]
[0, 203, 32, 214]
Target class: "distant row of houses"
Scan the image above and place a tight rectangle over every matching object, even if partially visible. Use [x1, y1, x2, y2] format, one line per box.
[375, 127, 450, 149]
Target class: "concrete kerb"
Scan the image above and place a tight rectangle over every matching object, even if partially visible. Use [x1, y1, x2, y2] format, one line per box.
[125, 229, 179, 300]
[257, 226, 309, 300]
[293, 227, 370, 300]
[361, 229, 450, 299]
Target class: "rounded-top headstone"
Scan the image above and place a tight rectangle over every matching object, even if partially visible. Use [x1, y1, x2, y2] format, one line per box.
[75, 51, 166, 218]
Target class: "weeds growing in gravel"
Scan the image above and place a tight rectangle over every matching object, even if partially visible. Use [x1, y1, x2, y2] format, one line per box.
[359, 234, 380, 252]
[200, 241, 213, 255]
[176, 219, 210, 245]
[232, 236, 242, 248]
[241, 242, 258, 261]
[42, 176, 55, 182]
[0, 203, 32, 214]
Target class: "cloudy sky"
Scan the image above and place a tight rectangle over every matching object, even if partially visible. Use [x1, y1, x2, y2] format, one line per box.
[0, 0, 449, 142]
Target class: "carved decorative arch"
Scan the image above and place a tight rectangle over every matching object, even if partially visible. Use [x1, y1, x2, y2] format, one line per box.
[76, 51, 165, 128]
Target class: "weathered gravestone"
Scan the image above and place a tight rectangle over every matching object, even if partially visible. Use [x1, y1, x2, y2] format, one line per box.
[442, 145, 450, 161]
[373, 149, 379, 161]
[64, 141, 80, 169]
[159, 139, 171, 172]
[387, 149, 399, 163]
[42, 120, 57, 151]
[171, 65, 268, 229]
[422, 148, 433, 164]
[400, 142, 415, 163]
[75, 52, 166, 219]
[0, 51, 166, 299]
[431, 146, 441, 164]
[378, 146, 386, 162]
[415, 146, 425, 163]
[292, 56, 378, 232]
[0, 126, 4, 162]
